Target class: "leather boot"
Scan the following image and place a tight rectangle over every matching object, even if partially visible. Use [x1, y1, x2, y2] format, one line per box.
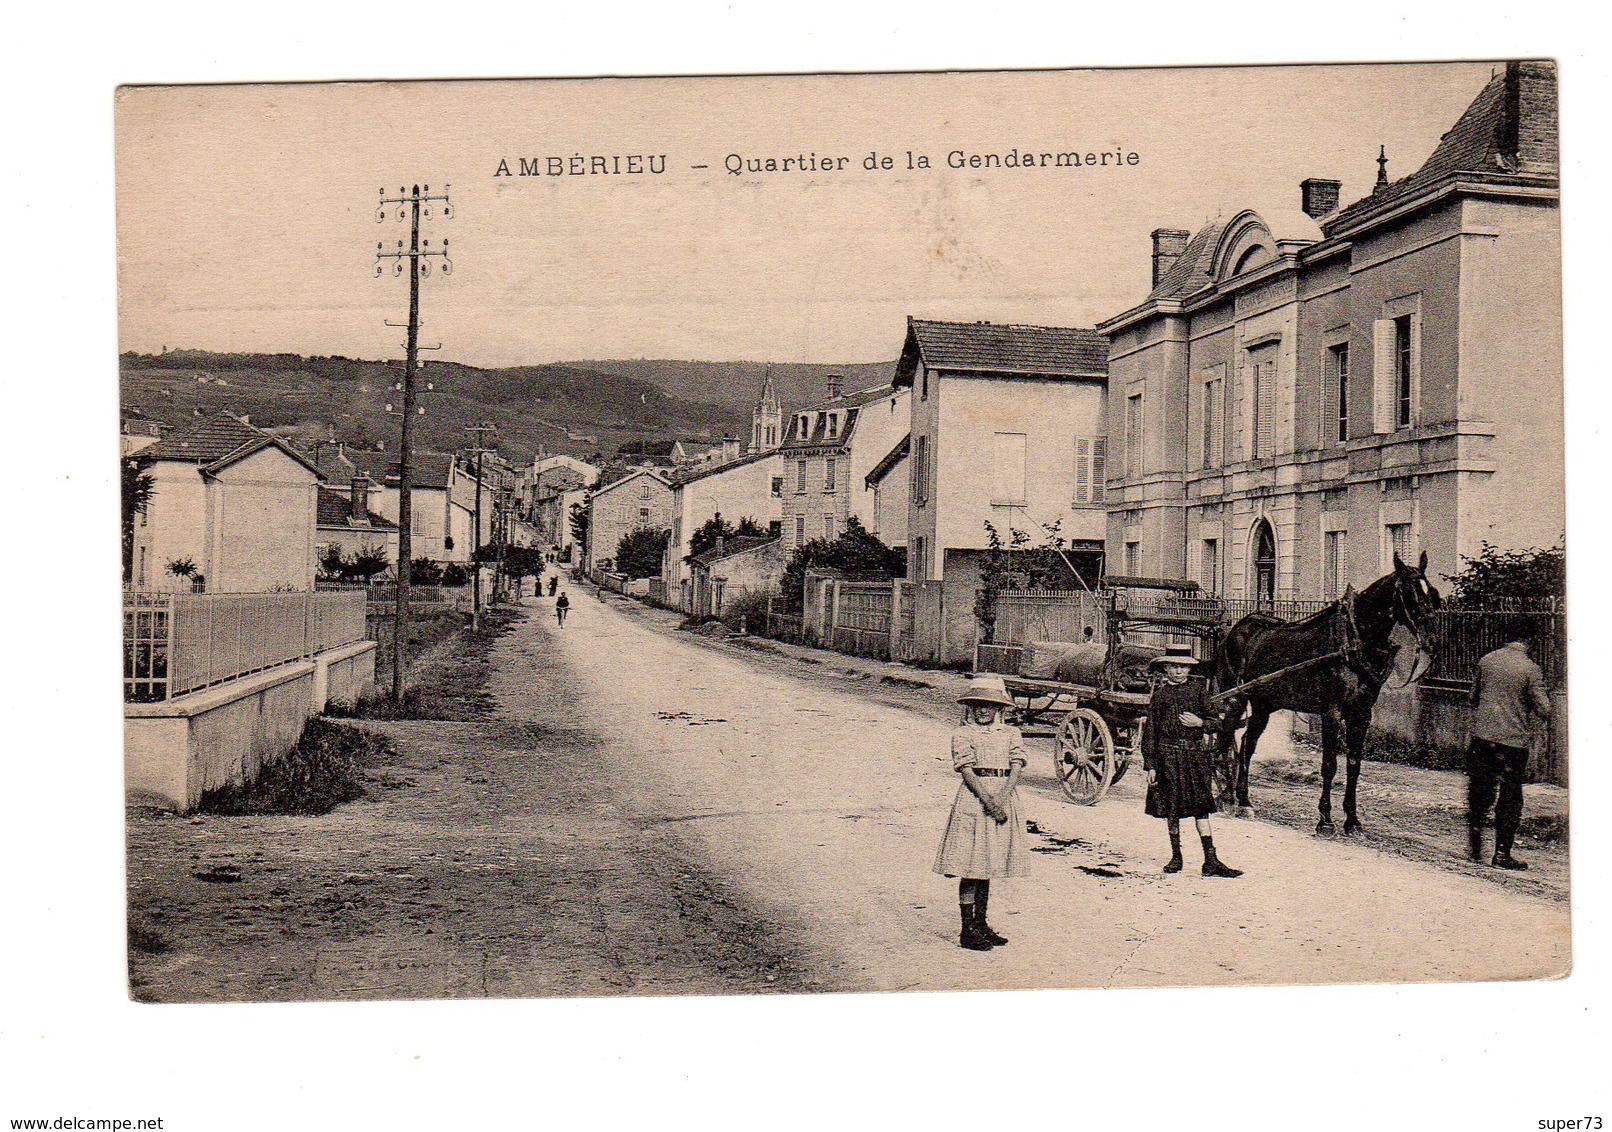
[1467, 825, 1486, 864]
[959, 903, 994, 951]
[1164, 824, 1184, 873]
[1201, 835, 1243, 878]
[1492, 833, 1528, 870]
[977, 884, 1008, 946]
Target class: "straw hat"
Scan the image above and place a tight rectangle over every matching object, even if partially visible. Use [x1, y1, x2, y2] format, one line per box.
[1150, 645, 1199, 670]
[958, 674, 1015, 708]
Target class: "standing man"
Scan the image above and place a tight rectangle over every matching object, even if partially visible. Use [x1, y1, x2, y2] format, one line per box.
[1467, 626, 1553, 870]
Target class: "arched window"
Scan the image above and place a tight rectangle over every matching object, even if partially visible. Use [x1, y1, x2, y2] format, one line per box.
[1251, 519, 1277, 604]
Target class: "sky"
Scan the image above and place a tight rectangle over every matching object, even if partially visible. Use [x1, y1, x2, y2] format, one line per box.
[116, 62, 1498, 367]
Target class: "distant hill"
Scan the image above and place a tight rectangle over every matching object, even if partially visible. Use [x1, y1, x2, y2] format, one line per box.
[119, 351, 755, 465]
[566, 360, 899, 418]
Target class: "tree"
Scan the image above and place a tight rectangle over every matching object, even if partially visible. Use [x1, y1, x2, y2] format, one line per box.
[410, 557, 444, 586]
[1444, 541, 1565, 607]
[688, 513, 767, 560]
[318, 545, 348, 583]
[347, 547, 390, 584]
[975, 520, 1088, 643]
[615, 527, 669, 580]
[569, 496, 591, 550]
[502, 546, 546, 595]
[778, 515, 904, 612]
[121, 457, 154, 583]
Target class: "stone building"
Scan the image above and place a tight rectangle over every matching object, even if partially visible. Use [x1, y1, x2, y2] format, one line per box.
[1097, 61, 1561, 601]
[586, 467, 674, 575]
[776, 375, 910, 551]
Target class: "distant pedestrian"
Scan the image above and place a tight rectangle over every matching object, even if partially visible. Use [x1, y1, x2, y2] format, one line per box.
[1467, 629, 1552, 869]
[933, 675, 1029, 951]
[548, 575, 558, 597]
[1143, 646, 1241, 877]
[555, 591, 570, 626]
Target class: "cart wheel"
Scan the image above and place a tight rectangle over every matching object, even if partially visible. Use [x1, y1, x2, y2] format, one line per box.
[1055, 708, 1116, 805]
[1112, 717, 1141, 786]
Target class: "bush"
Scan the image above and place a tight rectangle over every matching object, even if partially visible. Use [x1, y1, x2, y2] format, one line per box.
[409, 557, 444, 586]
[717, 589, 773, 633]
[615, 527, 669, 580]
[197, 718, 392, 815]
[1444, 542, 1565, 606]
[777, 516, 903, 612]
[441, 562, 470, 586]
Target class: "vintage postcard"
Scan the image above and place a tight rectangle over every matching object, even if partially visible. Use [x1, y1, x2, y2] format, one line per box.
[117, 61, 1567, 1004]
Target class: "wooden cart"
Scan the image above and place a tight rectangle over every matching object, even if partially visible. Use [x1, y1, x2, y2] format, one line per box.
[985, 577, 1229, 806]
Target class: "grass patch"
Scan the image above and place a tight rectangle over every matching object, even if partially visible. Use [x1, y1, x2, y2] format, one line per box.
[197, 718, 393, 816]
[1363, 730, 1467, 773]
[346, 608, 518, 721]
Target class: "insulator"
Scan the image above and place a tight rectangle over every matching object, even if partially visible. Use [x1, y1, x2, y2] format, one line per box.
[442, 204, 453, 219]
[421, 261, 431, 277]
[441, 258, 453, 275]
[385, 403, 394, 413]
[418, 406, 426, 415]
[394, 261, 403, 276]
[374, 263, 383, 277]
[375, 210, 386, 223]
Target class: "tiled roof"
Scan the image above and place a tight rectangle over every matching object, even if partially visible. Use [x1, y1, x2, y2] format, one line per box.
[1324, 61, 1557, 234]
[865, 434, 911, 488]
[1146, 220, 1227, 301]
[778, 383, 899, 450]
[136, 411, 322, 477]
[594, 467, 672, 495]
[897, 319, 1108, 384]
[689, 535, 777, 568]
[316, 486, 397, 529]
[671, 449, 775, 486]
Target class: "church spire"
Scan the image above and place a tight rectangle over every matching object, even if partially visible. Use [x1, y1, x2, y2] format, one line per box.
[750, 366, 783, 454]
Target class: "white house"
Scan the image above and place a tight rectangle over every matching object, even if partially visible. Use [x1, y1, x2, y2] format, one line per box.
[776, 376, 910, 550]
[663, 449, 785, 612]
[130, 411, 323, 593]
[896, 318, 1110, 663]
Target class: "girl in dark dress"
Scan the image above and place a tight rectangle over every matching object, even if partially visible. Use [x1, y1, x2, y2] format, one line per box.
[1143, 646, 1242, 878]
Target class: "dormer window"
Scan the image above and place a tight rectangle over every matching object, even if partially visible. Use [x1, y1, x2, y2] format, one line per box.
[826, 413, 838, 438]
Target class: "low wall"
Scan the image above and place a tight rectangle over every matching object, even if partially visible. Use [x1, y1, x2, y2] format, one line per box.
[1370, 681, 1567, 786]
[125, 640, 377, 811]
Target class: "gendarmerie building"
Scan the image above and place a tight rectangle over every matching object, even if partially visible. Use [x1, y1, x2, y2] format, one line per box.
[1097, 61, 1561, 601]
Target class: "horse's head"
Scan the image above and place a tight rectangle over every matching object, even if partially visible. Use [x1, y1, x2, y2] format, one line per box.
[1390, 550, 1443, 634]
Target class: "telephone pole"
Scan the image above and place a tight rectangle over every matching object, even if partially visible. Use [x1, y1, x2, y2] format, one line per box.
[375, 183, 453, 701]
[465, 422, 496, 630]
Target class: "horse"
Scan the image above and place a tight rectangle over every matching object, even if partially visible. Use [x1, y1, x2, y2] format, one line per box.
[1213, 552, 1442, 835]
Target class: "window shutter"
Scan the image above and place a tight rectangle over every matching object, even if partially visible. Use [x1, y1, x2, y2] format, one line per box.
[1092, 438, 1107, 503]
[1255, 361, 1276, 457]
[1408, 310, 1422, 425]
[1074, 438, 1091, 504]
[1372, 318, 1395, 433]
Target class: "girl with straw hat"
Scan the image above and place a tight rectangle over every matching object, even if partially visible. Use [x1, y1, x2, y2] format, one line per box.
[1143, 646, 1241, 877]
[933, 674, 1030, 951]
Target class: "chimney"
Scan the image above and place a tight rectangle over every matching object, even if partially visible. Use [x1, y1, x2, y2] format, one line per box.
[1300, 178, 1341, 219]
[722, 436, 741, 462]
[826, 374, 844, 400]
[1150, 229, 1191, 288]
[714, 534, 725, 558]
[350, 475, 370, 522]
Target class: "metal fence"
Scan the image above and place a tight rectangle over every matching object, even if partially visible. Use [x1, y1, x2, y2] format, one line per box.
[124, 590, 368, 703]
[1424, 600, 1566, 689]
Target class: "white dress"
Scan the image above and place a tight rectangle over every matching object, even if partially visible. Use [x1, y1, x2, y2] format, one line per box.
[932, 722, 1031, 879]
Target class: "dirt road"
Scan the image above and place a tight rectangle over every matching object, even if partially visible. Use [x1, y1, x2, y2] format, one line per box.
[127, 587, 1569, 1001]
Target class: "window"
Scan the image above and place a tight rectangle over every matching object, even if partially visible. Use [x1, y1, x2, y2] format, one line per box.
[826, 414, 838, 439]
[911, 535, 927, 581]
[1125, 393, 1144, 476]
[1201, 539, 1219, 593]
[1385, 522, 1412, 565]
[824, 514, 836, 540]
[1323, 530, 1346, 599]
[1372, 303, 1419, 433]
[770, 476, 783, 498]
[137, 546, 148, 587]
[824, 458, 837, 493]
[1394, 316, 1413, 428]
[638, 507, 649, 521]
[1124, 541, 1141, 575]
[794, 515, 806, 547]
[1073, 437, 1107, 505]
[920, 365, 929, 401]
[1250, 350, 1276, 458]
[1329, 343, 1350, 444]
[992, 432, 1028, 504]
[796, 459, 808, 494]
[1201, 375, 1224, 468]
[913, 434, 929, 506]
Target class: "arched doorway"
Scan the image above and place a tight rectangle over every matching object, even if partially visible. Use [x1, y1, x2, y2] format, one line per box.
[1251, 519, 1276, 605]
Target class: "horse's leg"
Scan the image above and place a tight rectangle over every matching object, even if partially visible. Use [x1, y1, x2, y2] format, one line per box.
[1215, 696, 1246, 808]
[1317, 708, 1342, 835]
[1342, 708, 1369, 835]
[1238, 703, 1270, 816]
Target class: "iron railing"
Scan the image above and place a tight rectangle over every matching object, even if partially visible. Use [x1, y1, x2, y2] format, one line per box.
[123, 590, 368, 703]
